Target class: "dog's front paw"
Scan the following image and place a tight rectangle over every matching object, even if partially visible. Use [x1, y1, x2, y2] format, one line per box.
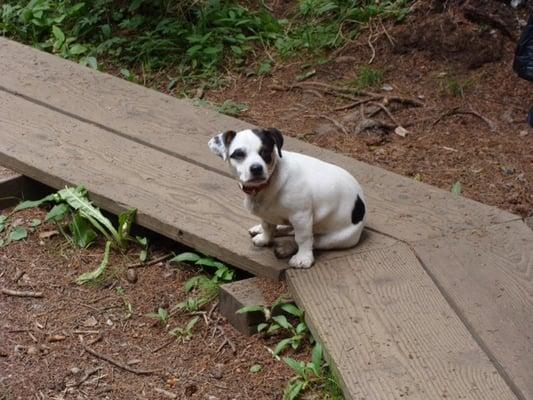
[248, 224, 263, 237]
[289, 252, 314, 269]
[252, 233, 272, 247]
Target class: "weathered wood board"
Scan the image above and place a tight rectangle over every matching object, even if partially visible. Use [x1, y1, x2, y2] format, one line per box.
[0, 38, 519, 244]
[286, 243, 518, 400]
[0, 90, 283, 279]
[413, 220, 533, 400]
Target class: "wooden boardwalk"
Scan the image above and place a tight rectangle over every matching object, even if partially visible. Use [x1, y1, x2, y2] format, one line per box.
[1, 38, 532, 400]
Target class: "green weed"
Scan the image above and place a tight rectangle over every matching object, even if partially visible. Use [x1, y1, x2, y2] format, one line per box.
[169, 316, 200, 342]
[350, 66, 384, 90]
[170, 251, 236, 312]
[439, 75, 473, 97]
[146, 307, 170, 327]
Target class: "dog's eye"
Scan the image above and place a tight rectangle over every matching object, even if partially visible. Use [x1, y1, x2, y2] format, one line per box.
[230, 149, 246, 160]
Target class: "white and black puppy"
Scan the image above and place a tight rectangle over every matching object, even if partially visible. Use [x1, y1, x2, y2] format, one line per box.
[208, 128, 366, 268]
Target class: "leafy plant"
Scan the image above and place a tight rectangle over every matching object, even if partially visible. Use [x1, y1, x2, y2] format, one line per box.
[146, 307, 170, 327]
[351, 67, 383, 90]
[282, 343, 343, 399]
[451, 181, 462, 196]
[238, 298, 311, 356]
[170, 251, 235, 313]
[169, 316, 200, 341]
[439, 75, 473, 97]
[76, 240, 111, 285]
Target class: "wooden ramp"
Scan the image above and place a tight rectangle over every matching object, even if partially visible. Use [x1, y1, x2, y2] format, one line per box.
[1, 38, 532, 400]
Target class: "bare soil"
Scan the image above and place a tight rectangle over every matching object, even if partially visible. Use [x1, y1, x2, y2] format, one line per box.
[0, 208, 300, 400]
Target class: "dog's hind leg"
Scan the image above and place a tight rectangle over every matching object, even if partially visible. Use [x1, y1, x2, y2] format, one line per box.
[314, 223, 364, 250]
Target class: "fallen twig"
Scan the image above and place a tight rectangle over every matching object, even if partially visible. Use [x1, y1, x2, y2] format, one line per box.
[1, 288, 43, 298]
[432, 108, 497, 132]
[217, 326, 236, 354]
[368, 101, 399, 126]
[82, 345, 157, 375]
[126, 253, 172, 269]
[67, 367, 102, 388]
[153, 387, 177, 399]
[151, 338, 174, 354]
[317, 114, 349, 135]
[12, 270, 25, 283]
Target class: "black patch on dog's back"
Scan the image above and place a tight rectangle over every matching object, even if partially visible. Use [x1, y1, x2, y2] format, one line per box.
[352, 195, 365, 224]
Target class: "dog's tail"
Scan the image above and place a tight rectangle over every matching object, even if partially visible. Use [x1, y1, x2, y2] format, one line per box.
[351, 195, 366, 224]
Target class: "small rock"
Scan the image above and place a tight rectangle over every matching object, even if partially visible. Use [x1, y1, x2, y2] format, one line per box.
[519, 130, 529, 137]
[212, 363, 224, 379]
[500, 166, 515, 176]
[207, 396, 219, 400]
[126, 268, 138, 284]
[83, 316, 98, 327]
[70, 366, 82, 375]
[516, 173, 526, 183]
[382, 84, 394, 92]
[394, 126, 409, 137]
[27, 346, 38, 355]
[418, 94, 425, 100]
[106, 318, 113, 326]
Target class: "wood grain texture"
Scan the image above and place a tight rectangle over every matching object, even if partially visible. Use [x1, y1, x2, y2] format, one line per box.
[287, 243, 518, 400]
[413, 220, 533, 400]
[0, 91, 395, 279]
[0, 38, 519, 243]
[0, 90, 283, 279]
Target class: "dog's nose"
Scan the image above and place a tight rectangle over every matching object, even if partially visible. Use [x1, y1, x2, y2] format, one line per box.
[250, 164, 263, 176]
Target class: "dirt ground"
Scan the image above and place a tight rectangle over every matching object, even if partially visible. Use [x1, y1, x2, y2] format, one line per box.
[0, 208, 303, 400]
[201, 1, 533, 220]
[1, 1, 533, 400]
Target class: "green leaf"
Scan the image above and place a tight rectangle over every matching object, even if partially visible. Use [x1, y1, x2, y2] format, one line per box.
[118, 209, 136, 244]
[45, 203, 70, 222]
[69, 44, 87, 55]
[80, 56, 98, 69]
[236, 305, 265, 314]
[70, 213, 97, 248]
[30, 219, 41, 227]
[170, 252, 201, 263]
[257, 323, 269, 332]
[0, 215, 7, 232]
[14, 194, 55, 211]
[9, 226, 27, 242]
[311, 343, 323, 375]
[283, 357, 304, 375]
[296, 69, 316, 81]
[57, 186, 119, 244]
[272, 315, 291, 330]
[195, 258, 216, 267]
[283, 380, 304, 400]
[52, 25, 65, 44]
[186, 316, 199, 331]
[250, 364, 262, 373]
[0, 238, 4, 247]
[76, 241, 111, 284]
[273, 337, 294, 355]
[281, 303, 303, 318]
[295, 322, 308, 334]
[451, 181, 462, 195]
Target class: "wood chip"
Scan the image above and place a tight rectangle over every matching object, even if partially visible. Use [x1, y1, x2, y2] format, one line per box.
[48, 335, 66, 342]
[38, 230, 59, 239]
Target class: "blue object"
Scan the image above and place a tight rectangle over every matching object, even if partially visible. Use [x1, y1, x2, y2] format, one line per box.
[514, 13, 533, 81]
[528, 107, 533, 127]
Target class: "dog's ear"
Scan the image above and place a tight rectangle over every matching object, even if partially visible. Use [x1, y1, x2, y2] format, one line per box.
[208, 130, 236, 160]
[265, 128, 283, 158]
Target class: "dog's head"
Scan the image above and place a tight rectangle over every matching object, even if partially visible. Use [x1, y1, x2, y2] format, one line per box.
[208, 128, 284, 186]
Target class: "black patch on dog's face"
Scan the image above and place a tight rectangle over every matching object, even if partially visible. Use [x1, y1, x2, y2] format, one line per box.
[252, 128, 283, 164]
[351, 195, 365, 224]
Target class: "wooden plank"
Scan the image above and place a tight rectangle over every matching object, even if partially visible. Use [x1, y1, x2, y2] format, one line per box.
[0, 38, 519, 243]
[0, 90, 284, 280]
[0, 175, 52, 210]
[413, 220, 533, 400]
[286, 243, 518, 400]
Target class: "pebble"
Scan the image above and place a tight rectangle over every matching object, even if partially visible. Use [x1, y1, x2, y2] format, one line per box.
[382, 84, 394, 92]
[126, 268, 138, 284]
[70, 366, 81, 375]
[519, 130, 529, 137]
[83, 316, 98, 327]
[106, 318, 113, 327]
[27, 346, 38, 355]
[207, 396, 219, 400]
[212, 363, 224, 379]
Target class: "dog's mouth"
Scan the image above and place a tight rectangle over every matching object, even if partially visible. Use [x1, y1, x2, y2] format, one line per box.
[242, 177, 267, 187]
